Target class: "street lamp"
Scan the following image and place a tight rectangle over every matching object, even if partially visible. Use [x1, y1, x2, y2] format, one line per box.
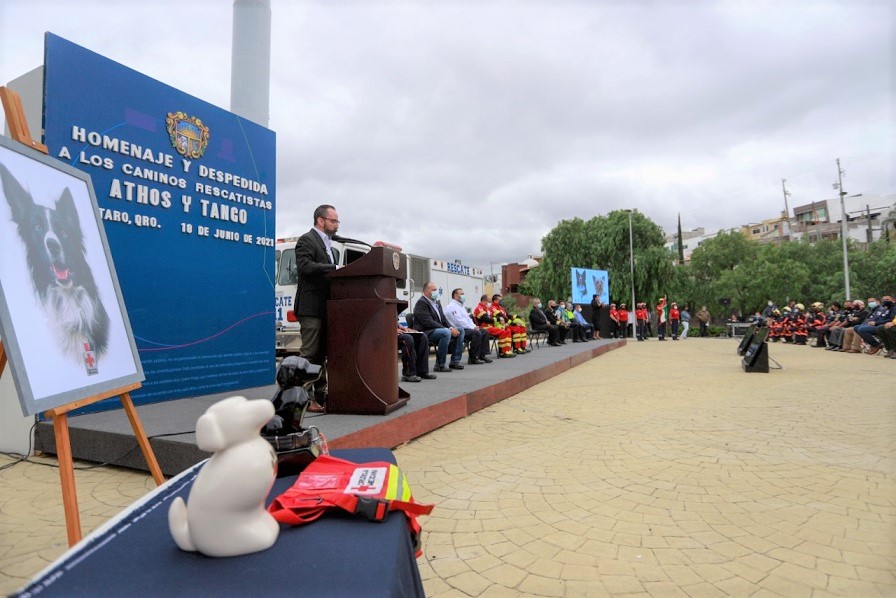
[835, 158, 850, 300]
[625, 209, 636, 338]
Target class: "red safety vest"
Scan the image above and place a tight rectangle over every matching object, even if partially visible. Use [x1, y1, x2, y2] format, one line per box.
[268, 455, 434, 556]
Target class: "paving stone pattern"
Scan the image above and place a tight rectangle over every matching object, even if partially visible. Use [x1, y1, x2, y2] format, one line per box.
[1, 339, 894, 596]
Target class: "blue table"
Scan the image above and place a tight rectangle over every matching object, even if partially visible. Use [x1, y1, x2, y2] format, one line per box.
[16, 448, 424, 597]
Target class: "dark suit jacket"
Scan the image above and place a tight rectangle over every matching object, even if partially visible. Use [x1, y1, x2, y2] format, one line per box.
[412, 296, 450, 332]
[543, 307, 560, 326]
[529, 307, 551, 329]
[294, 228, 337, 319]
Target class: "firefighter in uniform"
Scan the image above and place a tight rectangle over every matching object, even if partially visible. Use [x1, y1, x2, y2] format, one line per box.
[491, 294, 530, 354]
[791, 304, 809, 344]
[635, 302, 649, 341]
[768, 308, 783, 341]
[473, 295, 514, 358]
[608, 303, 619, 338]
[806, 302, 827, 346]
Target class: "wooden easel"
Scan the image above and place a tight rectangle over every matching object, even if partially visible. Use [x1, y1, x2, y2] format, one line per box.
[1, 86, 164, 547]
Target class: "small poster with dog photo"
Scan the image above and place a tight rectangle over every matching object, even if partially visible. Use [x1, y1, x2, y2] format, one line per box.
[0, 134, 143, 416]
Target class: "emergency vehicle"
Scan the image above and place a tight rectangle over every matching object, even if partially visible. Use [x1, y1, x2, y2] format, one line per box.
[274, 239, 485, 355]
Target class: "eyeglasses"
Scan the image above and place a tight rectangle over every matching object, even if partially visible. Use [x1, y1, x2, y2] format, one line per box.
[321, 217, 340, 224]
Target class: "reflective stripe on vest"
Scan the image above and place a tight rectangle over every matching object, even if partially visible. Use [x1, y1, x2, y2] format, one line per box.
[268, 455, 434, 556]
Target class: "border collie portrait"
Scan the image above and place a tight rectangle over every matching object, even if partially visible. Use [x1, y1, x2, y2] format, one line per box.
[1, 161, 109, 369]
[575, 269, 587, 297]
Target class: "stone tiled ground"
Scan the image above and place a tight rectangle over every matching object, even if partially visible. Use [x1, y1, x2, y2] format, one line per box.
[1, 338, 893, 596]
[397, 339, 896, 596]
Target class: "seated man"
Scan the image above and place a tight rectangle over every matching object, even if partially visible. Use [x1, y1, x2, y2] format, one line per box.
[545, 300, 569, 344]
[572, 304, 593, 340]
[837, 300, 867, 351]
[397, 323, 436, 382]
[879, 311, 896, 358]
[528, 298, 560, 346]
[443, 288, 493, 365]
[473, 294, 514, 358]
[558, 301, 586, 342]
[854, 296, 896, 355]
[412, 282, 465, 372]
[492, 294, 530, 354]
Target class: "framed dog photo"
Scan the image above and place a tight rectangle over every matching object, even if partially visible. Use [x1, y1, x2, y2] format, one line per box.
[0, 134, 144, 416]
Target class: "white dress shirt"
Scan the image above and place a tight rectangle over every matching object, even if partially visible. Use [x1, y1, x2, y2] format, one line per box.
[444, 299, 475, 329]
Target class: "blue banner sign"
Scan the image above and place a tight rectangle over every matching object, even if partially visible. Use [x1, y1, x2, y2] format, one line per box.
[42, 34, 276, 412]
[570, 267, 609, 305]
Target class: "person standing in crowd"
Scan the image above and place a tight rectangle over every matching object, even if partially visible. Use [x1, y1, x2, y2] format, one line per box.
[294, 204, 341, 412]
[656, 296, 668, 341]
[669, 301, 681, 340]
[680, 305, 691, 339]
[590, 294, 603, 340]
[635, 302, 649, 341]
[412, 282, 466, 371]
[617, 303, 629, 338]
[444, 288, 492, 365]
[608, 303, 619, 338]
[696, 305, 711, 337]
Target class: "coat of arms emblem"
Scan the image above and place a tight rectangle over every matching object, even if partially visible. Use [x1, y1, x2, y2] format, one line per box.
[166, 112, 210, 159]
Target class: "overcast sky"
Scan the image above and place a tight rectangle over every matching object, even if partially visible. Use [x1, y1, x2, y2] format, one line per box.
[1, 0, 893, 267]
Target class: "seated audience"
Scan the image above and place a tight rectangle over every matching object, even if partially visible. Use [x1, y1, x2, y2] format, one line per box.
[837, 300, 868, 352]
[529, 299, 561, 346]
[397, 323, 436, 382]
[572, 305, 593, 341]
[473, 294, 515, 358]
[853, 295, 896, 355]
[492, 294, 530, 354]
[412, 282, 465, 372]
[443, 288, 493, 365]
[546, 300, 570, 343]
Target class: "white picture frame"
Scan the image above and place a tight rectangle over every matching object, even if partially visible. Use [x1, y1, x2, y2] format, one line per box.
[0, 134, 143, 416]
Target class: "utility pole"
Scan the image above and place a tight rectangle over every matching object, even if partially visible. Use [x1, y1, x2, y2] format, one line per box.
[781, 179, 791, 240]
[836, 158, 850, 300]
[866, 204, 873, 244]
[781, 178, 790, 216]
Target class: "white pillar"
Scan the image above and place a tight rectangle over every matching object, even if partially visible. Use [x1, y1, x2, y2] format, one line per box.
[230, 0, 272, 127]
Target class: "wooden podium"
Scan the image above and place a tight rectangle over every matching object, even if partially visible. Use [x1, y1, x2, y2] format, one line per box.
[326, 246, 409, 415]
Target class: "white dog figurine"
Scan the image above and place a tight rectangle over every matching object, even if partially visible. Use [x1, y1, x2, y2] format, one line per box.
[168, 396, 280, 557]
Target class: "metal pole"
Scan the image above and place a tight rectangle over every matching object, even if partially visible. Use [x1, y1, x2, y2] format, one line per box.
[837, 158, 850, 300]
[628, 211, 636, 338]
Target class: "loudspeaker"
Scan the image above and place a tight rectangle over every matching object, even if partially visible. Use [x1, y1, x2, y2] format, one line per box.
[742, 340, 769, 373]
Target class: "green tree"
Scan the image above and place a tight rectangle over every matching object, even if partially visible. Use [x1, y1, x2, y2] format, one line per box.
[687, 230, 762, 317]
[520, 210, 673, 306]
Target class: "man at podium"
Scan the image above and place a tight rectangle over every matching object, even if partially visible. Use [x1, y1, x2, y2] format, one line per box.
[294, 204, 341, 412]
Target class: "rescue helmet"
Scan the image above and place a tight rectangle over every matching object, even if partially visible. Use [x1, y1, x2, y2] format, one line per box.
[812, 301, 824, 310]
[795, 303, 805, 311]
[773, 309, 780, 315]
[782, 306, 791, 313]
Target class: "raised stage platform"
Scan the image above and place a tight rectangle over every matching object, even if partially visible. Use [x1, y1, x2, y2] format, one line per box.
[34, 338, 626, 476]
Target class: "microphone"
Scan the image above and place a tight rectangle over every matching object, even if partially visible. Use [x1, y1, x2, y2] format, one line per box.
[331, 234, 371, 248]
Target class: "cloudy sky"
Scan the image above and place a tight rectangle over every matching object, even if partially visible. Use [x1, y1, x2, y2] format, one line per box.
[1, 0, 893, 267]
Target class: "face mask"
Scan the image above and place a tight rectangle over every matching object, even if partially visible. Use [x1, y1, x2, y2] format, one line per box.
[431, 290, 440, 300]
[883, 300, 893, 307]
[559, 304, 566, 310]
[533, 303, 541, 309]
[768, 301, 773, 306]
[868, 301, 878, 309]
[459, 295, 466, 304]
